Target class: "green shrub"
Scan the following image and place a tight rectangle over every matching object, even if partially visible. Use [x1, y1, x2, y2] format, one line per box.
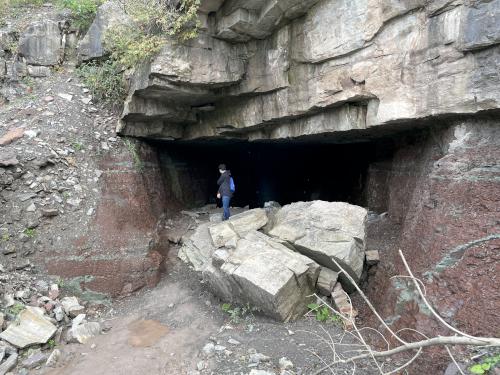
[58, 0, 102, 31]
[105, 25, 165, 68]
[307, 303, 343, 324]
[102, 0, 201, 68]
[76, 60, 126, 107]
[123, 0, 201, 41]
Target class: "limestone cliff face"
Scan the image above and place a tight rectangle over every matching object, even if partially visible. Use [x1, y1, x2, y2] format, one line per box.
[115, 0, 500, 141]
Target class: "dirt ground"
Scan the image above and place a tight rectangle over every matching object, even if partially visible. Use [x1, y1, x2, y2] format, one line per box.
[38, 241, 386, 375]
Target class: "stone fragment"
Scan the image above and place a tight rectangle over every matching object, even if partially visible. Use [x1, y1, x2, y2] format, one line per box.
[0, 151, 18, 167]
[41, 208, 59, 217]
[54, 306, 64, 322]
[249, 352, 270, 364]
[202, 342, 215, 357]
[0, 352, 18, 374]
[228, 338, 240, 345]
[316, 267, 338, 296]
[27, 65, 51, 77]
[248, 369, 276, 375]
[45, 348, 61, 367]
[21, 351, 48, 369]
[365, 250, 380, 266]
[0, 307, 56, 348]
[331, 283, 355, 330]
[57, 93, 72, 101]
[208, 208, 268, 248]
[67, 322, 101, 344]
[279, 357, 294, 370]
[61, 296, 84, 317]
[0, 128, 24, 146]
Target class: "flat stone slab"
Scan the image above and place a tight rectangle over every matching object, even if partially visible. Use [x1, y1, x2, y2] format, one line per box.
[0, 307, 56, 348]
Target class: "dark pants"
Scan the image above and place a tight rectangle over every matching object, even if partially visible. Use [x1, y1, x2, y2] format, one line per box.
[222, 196, 231, 220]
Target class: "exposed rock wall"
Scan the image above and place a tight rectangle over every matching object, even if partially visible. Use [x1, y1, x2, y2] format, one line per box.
[113, 0, 500, 142]
[364, 118, 500, 359]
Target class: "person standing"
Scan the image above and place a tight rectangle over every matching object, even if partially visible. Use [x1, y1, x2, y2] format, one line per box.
[216, 164, 233, 220]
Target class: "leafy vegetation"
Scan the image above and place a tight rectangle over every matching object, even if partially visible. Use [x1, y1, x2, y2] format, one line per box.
[123, 138, 144, 172]
[469, 354, 500, 374]
[307, 303, 342, 324]
[23, 228, 37, 238]
[47, 339, 57, 349]
[58, 0, 102, 32]
[1, 232, 9, 242]
[7, 302, 25, 316]
[122, 0, 201, 41]
[221, 302, 259, 324]
[71, 141, 84, 151]
[76, 60, 126, 107]
[105, 25, 164, 69]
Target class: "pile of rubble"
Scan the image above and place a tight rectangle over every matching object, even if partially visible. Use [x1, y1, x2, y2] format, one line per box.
[179, 201, 379, 323]
[0, 270, 106, 373]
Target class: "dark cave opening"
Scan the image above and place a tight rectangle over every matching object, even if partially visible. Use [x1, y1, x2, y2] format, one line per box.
[151, 134, 404, 211]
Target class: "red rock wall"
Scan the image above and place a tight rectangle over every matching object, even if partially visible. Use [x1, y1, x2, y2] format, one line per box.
[364, 119, 500, 369]
[43, 141, 175, 298]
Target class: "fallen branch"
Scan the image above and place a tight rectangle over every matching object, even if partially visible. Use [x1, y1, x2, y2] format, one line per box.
[308, 251, 500, 375]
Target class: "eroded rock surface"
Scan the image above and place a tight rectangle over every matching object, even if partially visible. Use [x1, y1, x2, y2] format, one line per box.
[115, 0, 500, 142]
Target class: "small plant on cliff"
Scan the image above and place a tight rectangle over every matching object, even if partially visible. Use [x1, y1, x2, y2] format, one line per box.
[1, 233, 9, 242]
[103, 0, 201, 69]
[76, 60, 126, 108]
[123, 0, 201, 41]
[58, 0, 102, 32]
[123, 138, 144, 172]
[104, 25, 165, 68]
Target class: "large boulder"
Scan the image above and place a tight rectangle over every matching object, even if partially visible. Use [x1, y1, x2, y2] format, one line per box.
[77, 1, 132, 62]
[268, 201, 367, 291]
[18, 20, 64, 66]
[204, 231, 320, 321]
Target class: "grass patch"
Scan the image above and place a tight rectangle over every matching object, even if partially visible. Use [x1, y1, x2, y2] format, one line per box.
[57, 0, 102, 32]
[76, 60, 126, 108]
[7, 302, 25, 316]
[23, 228, 36, 238]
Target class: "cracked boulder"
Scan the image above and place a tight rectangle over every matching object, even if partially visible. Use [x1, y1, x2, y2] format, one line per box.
[205, 231, 320, 321]
[268, 201, 367, 292]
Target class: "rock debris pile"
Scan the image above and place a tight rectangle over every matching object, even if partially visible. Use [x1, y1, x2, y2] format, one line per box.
[179, 201, 379, 322]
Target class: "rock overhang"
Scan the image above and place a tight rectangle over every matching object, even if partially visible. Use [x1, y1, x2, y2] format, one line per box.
[112, 0, 500, 143]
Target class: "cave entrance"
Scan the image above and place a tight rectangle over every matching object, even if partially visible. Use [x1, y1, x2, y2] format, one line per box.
[152, 134, 403, 212]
